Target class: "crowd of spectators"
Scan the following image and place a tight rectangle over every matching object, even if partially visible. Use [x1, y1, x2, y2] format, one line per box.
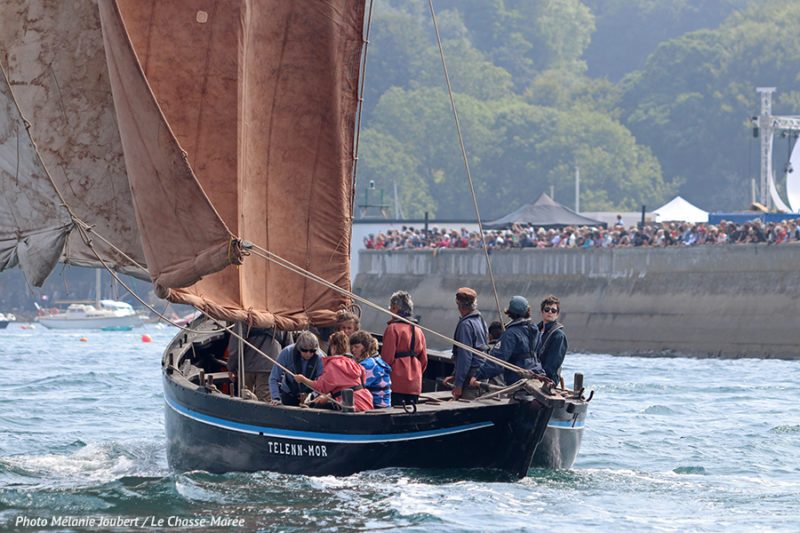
[363, 218, 800, 250]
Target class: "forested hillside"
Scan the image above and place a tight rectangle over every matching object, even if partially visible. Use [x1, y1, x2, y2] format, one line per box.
[357, 0, 795, 218]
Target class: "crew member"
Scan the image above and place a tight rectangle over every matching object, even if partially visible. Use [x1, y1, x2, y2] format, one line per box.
[443, 287, 487, 400]
[381, 290, 427, 406]
[537, 295, 568, 385]
[268, 331, 323, 406]
[227, 324, 292, 401]
[470, 295, 544, 386]
[295, 331, 373, 412]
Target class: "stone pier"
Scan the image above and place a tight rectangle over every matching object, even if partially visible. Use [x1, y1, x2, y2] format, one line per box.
[353, 245, 800, 358]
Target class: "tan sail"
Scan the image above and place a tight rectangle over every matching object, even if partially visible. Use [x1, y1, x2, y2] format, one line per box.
[0, 0, 148, 280]
[0, 65, 72, 286]
[98, 0, 364, 329]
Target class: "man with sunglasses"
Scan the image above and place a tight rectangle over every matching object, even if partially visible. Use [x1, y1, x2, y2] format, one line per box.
[268, 331, 324, 406]
[537, 295, 567, 385]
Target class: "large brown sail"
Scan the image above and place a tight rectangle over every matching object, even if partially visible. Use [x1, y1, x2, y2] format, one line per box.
[99, 0, 364, 329]
[0, 0, 149, 281]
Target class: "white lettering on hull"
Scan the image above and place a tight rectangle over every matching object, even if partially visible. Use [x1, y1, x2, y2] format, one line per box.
[267, 441, 328, 457]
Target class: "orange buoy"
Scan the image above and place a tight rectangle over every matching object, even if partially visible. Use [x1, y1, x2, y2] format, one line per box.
[142, 334, 152, 343]
[79, 337, 88, 342]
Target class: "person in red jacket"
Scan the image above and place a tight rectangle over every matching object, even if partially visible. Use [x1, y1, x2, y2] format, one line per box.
[294, 331, 373, 412]
[381, 290, 427, 406]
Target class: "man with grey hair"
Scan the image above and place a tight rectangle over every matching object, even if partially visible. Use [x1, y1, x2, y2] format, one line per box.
[381, 290, 427, 405]
[268, 330, 323, 406]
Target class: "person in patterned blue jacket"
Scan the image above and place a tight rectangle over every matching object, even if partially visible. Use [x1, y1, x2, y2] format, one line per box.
[470, 295, 544, 387]
[443, 287, 488, 400]
[350, 330, 392, 408]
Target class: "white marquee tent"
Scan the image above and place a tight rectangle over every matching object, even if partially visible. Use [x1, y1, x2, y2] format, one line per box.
[653, 196, 708, 223]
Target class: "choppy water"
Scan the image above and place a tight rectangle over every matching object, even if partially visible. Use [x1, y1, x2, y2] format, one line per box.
[0, 323, 798, 532]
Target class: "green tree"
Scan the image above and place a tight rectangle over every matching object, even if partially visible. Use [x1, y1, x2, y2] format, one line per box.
[481, 101, 676, 216]
[356, 130, 435, 219]
[583, 0, 750, 81]
[364, 87, 495, 218]
[620, 1, 800, 210]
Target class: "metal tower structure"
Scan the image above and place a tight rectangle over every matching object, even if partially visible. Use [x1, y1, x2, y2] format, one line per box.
[754, 87, 800, 208]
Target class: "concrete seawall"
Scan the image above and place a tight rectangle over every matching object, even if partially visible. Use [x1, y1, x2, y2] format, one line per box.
[352, 244, 800, 358]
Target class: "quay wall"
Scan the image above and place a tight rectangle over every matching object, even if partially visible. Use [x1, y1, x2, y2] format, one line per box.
[352, 244, 800, 358]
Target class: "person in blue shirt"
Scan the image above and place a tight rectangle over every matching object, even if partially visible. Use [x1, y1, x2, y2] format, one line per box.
[443, 287, 488, 400]
[268, 331, 323, 406]
[470, 295, 544, 387]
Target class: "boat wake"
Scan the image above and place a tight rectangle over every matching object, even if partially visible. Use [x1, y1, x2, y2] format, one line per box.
[0, 440, 167, 490]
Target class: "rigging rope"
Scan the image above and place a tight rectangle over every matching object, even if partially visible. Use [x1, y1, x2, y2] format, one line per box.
[427, 0, 505, 329]
[350, 0, 375, 213]
[41, 212, 345, 408]
[7, 3, 540, 406]
[248, 243, 537, 380]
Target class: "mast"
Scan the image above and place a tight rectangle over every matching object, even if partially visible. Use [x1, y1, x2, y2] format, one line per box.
[95, 269, 101, 308]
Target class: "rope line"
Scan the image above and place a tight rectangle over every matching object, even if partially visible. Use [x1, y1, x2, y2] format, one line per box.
[427, 0, 505, 328]
[62, 223, 344, 408]
[248, 243, 536, 379]
[350, 0, 375, 212]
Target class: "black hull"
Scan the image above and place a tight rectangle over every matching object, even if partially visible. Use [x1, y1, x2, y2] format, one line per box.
[164, 372, 552, 478]
[0, 321, 8, 329]
[424, 350, 589, 470]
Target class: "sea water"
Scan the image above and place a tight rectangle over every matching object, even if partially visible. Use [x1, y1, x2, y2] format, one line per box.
[0, 323, 798, 532]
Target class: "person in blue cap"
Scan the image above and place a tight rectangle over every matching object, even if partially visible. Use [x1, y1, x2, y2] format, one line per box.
[470, 295, 544, 386]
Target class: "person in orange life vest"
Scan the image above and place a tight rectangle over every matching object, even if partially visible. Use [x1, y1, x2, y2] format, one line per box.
[294, 331, 373, 412]
[380, 290, 427, 405]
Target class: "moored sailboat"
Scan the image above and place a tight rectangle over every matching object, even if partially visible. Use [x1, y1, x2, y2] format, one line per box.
[1, 0, 590, 478]
[36, 270, 145, 330]
[0, 312, 14, 329]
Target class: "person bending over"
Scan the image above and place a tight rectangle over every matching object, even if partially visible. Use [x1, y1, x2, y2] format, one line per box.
[470, 295, 544, 387]
[295, 331, 373, 412]
[268, 331, 323, 406]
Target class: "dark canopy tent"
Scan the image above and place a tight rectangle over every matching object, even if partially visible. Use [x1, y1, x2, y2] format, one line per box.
[485, 193, 606, 229]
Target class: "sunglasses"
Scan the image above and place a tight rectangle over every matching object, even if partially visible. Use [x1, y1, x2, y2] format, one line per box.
[299, 347, 315, 354]
[542, 306, 559, 314]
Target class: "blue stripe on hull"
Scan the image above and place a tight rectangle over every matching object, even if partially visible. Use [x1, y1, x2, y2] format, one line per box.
[547, 419, 585, 429]
[165, 395, 494, 443]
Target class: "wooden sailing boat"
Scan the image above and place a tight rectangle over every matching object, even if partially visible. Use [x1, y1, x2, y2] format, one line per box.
[0, 0, 588, 477]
